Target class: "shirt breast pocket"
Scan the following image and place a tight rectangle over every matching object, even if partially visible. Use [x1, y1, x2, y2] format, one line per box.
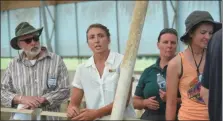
[46, 73, 58, 91]
[104, 72, 119, 92]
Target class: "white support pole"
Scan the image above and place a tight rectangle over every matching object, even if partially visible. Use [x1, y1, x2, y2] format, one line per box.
[110, 1, 148, 120]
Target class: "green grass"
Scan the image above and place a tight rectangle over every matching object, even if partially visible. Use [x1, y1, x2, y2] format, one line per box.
[1, 57, 157, 71]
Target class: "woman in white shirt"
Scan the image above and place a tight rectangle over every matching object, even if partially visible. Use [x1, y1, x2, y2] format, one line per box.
[67, 23, 136, 120]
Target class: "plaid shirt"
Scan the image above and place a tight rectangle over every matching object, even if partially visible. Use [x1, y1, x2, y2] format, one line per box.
[1, 47, 70, 120]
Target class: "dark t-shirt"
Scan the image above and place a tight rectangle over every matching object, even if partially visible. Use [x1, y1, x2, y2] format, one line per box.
[135, 58, 181, 120]
[201, 29, 222, 121]
[135, 58, 167, 113]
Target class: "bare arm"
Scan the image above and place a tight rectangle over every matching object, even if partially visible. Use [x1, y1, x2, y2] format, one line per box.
[67, 87, 84, 118]
[133, 96, 145, 110]
[166, 55, 181, 120]
[200, 86, 209, 106]
[69, 87, 84, 108]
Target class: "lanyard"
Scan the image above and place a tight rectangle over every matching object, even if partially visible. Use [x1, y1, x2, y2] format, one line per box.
[189, 46, 205, 76]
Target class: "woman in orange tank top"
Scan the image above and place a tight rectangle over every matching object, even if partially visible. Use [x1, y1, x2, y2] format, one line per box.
[165, 10, 222, 120]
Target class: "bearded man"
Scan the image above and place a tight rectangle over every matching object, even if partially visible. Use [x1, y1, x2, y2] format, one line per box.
[1, 22, 70, 120]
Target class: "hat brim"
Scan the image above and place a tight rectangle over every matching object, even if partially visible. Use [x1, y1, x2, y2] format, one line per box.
[180, 20, 222, 42]
[10, 27, 43, 50]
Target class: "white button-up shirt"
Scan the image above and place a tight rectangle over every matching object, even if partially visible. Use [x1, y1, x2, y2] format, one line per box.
[72, 51, 136, 118]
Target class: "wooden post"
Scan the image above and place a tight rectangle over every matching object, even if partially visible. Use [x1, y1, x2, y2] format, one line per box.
[110, 1, 148, 120]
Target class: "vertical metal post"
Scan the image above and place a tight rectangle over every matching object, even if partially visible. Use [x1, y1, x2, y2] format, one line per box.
[40, 0, 53, 52]
[39, 5, 43, 44]
[7, 10, 12, 57]
[115, 1, 121, 53]
[54, 3, 58, 54]
[174, 1, 181, 52]
[74, 2, 81, 63]
[162, 1, 169, 28]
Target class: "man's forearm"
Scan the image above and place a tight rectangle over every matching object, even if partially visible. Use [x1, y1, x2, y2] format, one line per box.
[42, 88, 70, 108]
[1, 90, 17, 107]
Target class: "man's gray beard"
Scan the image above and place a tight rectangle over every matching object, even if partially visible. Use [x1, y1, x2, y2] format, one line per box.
[24, 46, 41, 59]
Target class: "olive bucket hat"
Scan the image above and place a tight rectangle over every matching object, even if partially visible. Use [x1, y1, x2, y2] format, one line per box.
[180, 10, 222, 42]
[10, 22, 43, 50]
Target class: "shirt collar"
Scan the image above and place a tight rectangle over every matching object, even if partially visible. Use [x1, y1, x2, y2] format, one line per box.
[154, 57, 168, 71]
[155, 57, 161, 68]
[84, 51, 115, 67]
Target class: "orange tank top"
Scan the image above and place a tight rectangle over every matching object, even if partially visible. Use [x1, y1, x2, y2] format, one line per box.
[178, 52, 209, 120]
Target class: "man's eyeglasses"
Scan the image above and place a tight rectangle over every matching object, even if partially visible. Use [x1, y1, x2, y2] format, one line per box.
[20, 35, 40, 44]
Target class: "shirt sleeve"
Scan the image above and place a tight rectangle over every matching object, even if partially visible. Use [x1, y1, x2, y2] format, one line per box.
[72, 65, 83, 89]
[1, 62, 17, 107]
[134, 68, 148, 97]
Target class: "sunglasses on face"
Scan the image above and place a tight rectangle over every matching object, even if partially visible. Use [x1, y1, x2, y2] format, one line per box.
[20, 35, 40, 44]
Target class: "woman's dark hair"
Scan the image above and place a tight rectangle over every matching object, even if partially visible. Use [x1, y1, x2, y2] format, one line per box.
[86, 23, 110, 41]
[158, 28, 178, 42]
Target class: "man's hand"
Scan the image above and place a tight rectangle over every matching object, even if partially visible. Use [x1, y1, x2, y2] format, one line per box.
[38, 97, 48, 104]
[71, 109, 99, 120]
[67, 106, 80, 119]
[159, 89, 166, 102]
[143, 96, 160, 110]
[19, 104, 30, 110]
[20, 96, 42, 109]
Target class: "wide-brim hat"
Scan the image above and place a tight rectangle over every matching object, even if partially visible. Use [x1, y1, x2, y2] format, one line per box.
[180, 10, 222, 42]
[10, 22, 43, 50]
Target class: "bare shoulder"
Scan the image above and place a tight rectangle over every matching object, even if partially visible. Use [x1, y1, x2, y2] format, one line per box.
[168, 54, 181, 75]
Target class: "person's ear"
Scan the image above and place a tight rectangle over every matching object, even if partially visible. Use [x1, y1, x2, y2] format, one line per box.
[17, 40, 21, 48]
[189, 31, 194, 38]
[108, 38, 111, 44]
[157, 42, 160, 50]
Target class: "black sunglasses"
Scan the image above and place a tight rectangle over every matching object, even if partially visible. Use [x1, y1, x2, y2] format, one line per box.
[20, 35, 40, 44]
